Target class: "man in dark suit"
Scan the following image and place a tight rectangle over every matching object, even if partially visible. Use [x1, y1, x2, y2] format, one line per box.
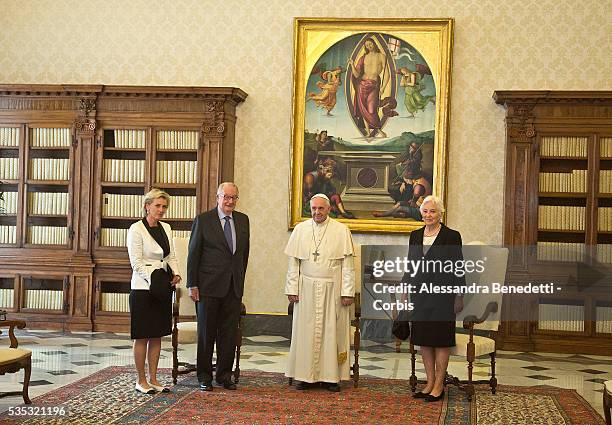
[187, 182, 249, 391]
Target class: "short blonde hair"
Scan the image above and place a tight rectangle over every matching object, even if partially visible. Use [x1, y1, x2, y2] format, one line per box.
[143, 188, 170, 215]
[419, 195, 445, 214]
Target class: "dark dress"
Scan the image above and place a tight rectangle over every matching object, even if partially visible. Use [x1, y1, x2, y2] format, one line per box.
[130, 219, 173, 340]
[403, 224, 465, 347]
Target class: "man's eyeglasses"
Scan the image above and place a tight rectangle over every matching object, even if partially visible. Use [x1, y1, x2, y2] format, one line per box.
[219, 195, 239, 201]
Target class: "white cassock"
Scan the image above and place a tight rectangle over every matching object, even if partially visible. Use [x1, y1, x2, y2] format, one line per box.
[284, 216, 355, 383]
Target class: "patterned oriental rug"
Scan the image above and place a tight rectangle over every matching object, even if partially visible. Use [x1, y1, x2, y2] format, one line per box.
[0, 367, 605, 425]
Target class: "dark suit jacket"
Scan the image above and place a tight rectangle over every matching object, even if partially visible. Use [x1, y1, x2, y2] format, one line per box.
[402, 223, 465, 321]
[187, 207, 250, 298]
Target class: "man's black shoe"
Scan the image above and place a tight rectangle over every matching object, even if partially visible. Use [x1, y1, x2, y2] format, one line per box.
[326, 383, 341, 392]
[220, 381, 237, 390]
[295, 381, 309, 390]
[199, 382, 213, 392]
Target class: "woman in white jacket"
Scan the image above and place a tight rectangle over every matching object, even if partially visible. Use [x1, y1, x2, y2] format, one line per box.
[127, 188, 181, 394]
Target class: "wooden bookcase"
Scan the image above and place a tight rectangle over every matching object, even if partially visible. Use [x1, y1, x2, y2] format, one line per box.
[0, 84, 247, 332]
[494, 91, 612, 354]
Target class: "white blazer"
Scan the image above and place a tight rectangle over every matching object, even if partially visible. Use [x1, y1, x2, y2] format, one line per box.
[127, 220, 180, 290]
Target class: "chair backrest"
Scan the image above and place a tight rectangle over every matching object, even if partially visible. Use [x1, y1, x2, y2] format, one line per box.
[455, 243, 509, 332]
[353, 244, 361, 316]
[173, 237, 196, 317]
[354, 243, 362, 294]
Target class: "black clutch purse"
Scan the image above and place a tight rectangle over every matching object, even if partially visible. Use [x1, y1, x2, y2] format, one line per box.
[150, 267, 173, 301]
[391, 310, 411, 340]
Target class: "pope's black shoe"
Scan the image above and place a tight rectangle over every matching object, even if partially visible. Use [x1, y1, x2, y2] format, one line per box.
[326, 383, 341, 392]
[295, 381, 309, 390]
[199, 382, 213, 392]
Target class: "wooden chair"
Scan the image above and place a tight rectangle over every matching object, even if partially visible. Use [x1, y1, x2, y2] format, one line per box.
[604, 380, 611, 425]
[409, 243, 509, 402]
[170, 237, 245, 384]
[0, 320, 32, 404]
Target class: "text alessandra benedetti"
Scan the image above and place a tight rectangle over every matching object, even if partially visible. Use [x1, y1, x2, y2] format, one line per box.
[372, 282, 557, 295]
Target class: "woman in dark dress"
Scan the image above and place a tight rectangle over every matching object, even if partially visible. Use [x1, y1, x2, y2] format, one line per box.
[127, 189, 181, 394]
[404, 195, 465, 402]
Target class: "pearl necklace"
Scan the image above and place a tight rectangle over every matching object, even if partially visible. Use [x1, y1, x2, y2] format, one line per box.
[424, 224, 441, 237]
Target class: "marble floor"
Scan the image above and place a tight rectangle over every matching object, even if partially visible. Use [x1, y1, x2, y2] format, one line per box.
[0, 330, 610, 419]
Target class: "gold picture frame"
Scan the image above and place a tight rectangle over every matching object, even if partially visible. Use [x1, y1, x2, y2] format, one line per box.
[289, 18, 453, 233]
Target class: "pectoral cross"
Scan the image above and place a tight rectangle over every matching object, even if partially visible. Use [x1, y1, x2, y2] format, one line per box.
[312, 250, 320, 261]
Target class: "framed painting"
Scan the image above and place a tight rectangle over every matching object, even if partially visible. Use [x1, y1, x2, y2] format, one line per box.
[289, 18, 453, 233]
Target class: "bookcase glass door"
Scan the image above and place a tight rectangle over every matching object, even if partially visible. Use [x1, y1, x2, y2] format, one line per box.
[152, 128, 198, 239]
[595, 300, 612, 334]
[0, 276, 16, 310]
[21, 277, 66, 312]
[598, 137, 612, 265]
[0, 126, 20, 246]
[537, 135, 589, 263]
[25, 127, 72, 248]
[98, 128, 148, 249]
[97, 281, 131, 314]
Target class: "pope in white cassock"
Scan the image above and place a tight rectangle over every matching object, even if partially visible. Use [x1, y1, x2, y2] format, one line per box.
[284, 193, 355, 392]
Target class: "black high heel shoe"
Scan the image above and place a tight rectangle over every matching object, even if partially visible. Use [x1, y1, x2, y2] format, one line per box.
[424, 390, 445, 402]
[412, 391, 430, 399]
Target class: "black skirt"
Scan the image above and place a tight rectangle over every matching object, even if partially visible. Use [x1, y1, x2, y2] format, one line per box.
[129, 289, 172, 339]
[409, 290, 457, 347]
[410, 321, 456, 347]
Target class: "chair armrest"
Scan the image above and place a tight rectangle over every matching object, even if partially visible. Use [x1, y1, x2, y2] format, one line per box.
[463, 301, 498, 330]
[0, 320, 26, 348]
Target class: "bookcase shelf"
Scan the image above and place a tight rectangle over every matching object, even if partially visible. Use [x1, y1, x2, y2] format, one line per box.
[156, 149, 198, 153]
[100, 182, 145, 188]
[29, 146, 70, 151]
[540, 156, 588, 160]
[0, 84, 247, 332]
[539, 193, 587, 198]
[495, 90, 612, 355]
[102, 147, 146, 152]
[153, 183, 197, 189]
[25, 180, 69, 186]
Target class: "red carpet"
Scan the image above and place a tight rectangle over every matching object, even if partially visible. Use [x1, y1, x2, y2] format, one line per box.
[0, 366, 605, 424]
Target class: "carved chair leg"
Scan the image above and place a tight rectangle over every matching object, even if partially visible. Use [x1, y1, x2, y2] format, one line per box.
[604, 390, 611, 425]
[234, 321, 242, 384]
[466, 354, 475, 402]
[171, 327, 179, 385]
[409, 344, 418, 393]
[490, 352, 497, 395]
[353, 318, 360, 388]
[289, 377, 293, 386]
[23, 360, 32, 404]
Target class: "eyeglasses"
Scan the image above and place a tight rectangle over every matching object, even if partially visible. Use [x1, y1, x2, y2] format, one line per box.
[219, 194, 239, 201]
